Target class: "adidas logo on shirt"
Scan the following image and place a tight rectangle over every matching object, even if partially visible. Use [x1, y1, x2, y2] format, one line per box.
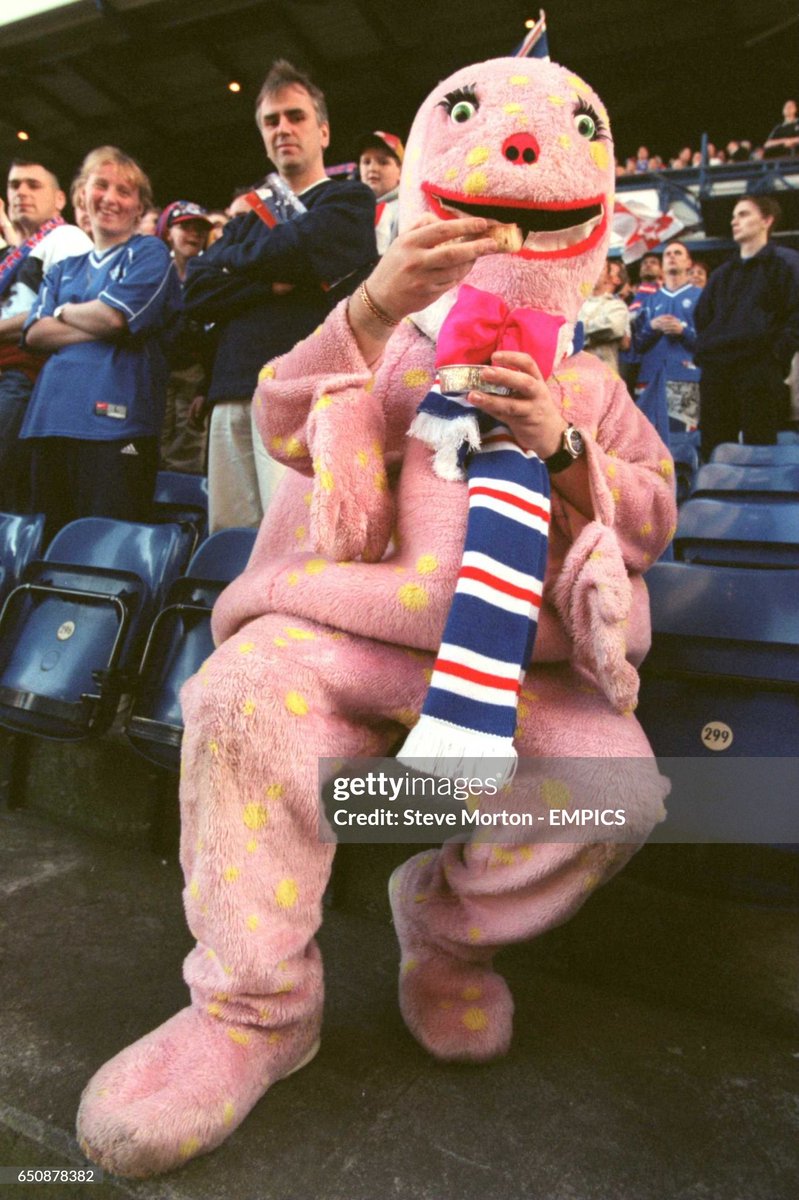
[120, 443, 139, 456]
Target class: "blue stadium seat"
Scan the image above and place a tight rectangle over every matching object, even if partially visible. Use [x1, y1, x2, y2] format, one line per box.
[0, 518, 194, 740]
[690, 462, 799, 501]
[154, 471, 208, 510]
[151, 471, 209, 553]
[637, 562, 799, 758]
[637, 562, 799, 847]
[127, 527, 256, 770]
[674, 497, 799, 567]
[710, 443, 799, 466]
[0, 512, 45, 607]
[778, 431, 799, 445]
[669, 433, 700, 505]
[187, 526, 255, 581]
[670, 429, 701, 453]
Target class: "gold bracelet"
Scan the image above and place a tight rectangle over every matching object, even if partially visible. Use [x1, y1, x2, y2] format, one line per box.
[359, 280, 399, 327]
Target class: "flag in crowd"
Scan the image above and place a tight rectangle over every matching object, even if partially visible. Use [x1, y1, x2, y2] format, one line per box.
[612, 197, 685, 263]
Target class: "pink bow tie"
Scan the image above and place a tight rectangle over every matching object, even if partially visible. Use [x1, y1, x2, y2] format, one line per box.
[435, 284, 566, 381]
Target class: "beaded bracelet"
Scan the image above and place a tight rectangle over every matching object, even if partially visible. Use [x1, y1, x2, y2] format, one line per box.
[359, 280, 399, 327]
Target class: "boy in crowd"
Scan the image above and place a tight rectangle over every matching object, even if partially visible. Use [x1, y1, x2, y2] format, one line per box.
[357, 130, 404, 254]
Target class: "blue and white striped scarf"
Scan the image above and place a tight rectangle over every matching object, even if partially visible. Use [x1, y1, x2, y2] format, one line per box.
[398, 385, 550, 786]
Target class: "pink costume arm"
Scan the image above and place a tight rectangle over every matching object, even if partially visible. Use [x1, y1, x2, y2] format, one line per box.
[544, 357, 677, 708]
[549, 359, 676, 572]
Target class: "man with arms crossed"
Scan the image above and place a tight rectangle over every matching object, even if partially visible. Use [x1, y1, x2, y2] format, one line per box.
[184, 60, 376, 531]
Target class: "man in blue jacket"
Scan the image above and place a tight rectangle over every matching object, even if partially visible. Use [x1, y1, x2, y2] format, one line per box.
[695, 196, 799, 456]
[184, 60, 377, 532]
[633, 240, 702, 437]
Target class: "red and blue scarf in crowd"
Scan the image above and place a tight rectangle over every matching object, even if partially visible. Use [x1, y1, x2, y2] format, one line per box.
[0, 215, 64, 297]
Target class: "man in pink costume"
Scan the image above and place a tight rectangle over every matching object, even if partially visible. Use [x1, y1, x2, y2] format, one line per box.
[78, 57, 675, 1177]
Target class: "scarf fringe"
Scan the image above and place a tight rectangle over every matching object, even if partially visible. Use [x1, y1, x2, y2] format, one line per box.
[408, 411, 481, 482]
[398, 714, 518, 787]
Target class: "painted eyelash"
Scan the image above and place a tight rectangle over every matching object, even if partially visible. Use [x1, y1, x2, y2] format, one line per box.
[438, 85, 479, 115]
[574, 98, 609, 140]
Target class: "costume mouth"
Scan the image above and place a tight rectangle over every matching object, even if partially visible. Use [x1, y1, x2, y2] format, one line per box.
[423, 183, 606, 259]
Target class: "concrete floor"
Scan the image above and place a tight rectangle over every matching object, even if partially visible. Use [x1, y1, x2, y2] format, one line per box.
[1, 803, 798, 1200]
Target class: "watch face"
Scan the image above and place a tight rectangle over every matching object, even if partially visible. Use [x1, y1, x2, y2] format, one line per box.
[565, 426, 584, 457]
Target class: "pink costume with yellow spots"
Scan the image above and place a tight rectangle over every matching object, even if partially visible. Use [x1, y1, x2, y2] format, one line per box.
[77, 57, 676, 1178]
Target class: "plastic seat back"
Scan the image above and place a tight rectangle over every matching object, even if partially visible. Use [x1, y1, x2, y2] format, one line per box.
[711, 443, 799, 467]
[127, 527, 257, 770]
[674, 497, 799, 568]
[185, 527, 256, 582]
[0, 511, 45, 606]
[691, 462, 799, 501]
[669, 435, 700, 506]
[46, 518, 193, 611]
[151, 472, 209, 553]
[638, 562, 799, 757]
[0, 518, 193, 739]
[154, 471, 208, 510]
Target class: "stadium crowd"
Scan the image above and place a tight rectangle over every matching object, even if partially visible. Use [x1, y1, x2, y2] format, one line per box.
[615, 99, 799, 174]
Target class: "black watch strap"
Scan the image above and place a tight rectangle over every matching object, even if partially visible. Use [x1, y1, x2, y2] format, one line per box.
[544, 425, 584, 475]
[544, 445, 576, 475]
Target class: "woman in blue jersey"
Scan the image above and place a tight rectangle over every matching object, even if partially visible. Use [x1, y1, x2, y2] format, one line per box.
[21, 146, 181, 541]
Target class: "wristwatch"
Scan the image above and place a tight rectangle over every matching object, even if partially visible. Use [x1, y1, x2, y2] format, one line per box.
[544, 425, 585, 474]
[53, 304, 66, 322]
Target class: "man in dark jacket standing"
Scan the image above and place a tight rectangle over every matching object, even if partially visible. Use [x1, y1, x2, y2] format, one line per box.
[695, 196, 799, 457]
[184, 60, 376, 531]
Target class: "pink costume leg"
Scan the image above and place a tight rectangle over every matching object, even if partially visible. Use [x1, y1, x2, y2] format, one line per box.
[77, 615, 429, 1178]
[391, 665, 669, 1062]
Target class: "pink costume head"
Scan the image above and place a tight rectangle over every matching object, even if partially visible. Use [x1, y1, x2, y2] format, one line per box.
[399, 57, 615, 323]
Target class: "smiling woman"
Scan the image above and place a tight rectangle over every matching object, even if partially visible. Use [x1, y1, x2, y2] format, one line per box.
[84, 163, 143, 248]
[75, 146, 151, 250]
[18, 145, 182, 541]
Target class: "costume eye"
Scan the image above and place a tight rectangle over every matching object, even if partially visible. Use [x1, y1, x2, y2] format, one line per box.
[439, 86, 479, 124]
[573, 100, 607, 141]
[451, 100, 476, 123]
[575, 112, 596, 139]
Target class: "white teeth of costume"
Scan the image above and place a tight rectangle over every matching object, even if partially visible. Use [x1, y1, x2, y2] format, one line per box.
[522, 209, 603, 253]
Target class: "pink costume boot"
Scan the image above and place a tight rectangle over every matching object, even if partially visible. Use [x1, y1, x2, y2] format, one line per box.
[77, 613, 428, 1177]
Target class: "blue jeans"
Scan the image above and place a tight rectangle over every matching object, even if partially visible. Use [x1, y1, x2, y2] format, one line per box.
[0, 368, 33, 512]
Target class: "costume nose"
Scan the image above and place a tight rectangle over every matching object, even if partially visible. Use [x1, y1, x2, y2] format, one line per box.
[502, 133, 539, 165]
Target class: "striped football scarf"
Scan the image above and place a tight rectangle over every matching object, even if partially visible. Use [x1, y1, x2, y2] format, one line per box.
[0, 215, 64, 294]
[398, 389, 550, 787]
[397, 285, 572, 786]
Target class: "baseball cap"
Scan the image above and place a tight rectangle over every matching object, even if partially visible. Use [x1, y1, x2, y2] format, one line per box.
[156, 201, 212, 241]
[356, 131, 405, 164]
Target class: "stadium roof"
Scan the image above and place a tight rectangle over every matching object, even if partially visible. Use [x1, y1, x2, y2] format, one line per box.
[1, 0, 797, 209]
